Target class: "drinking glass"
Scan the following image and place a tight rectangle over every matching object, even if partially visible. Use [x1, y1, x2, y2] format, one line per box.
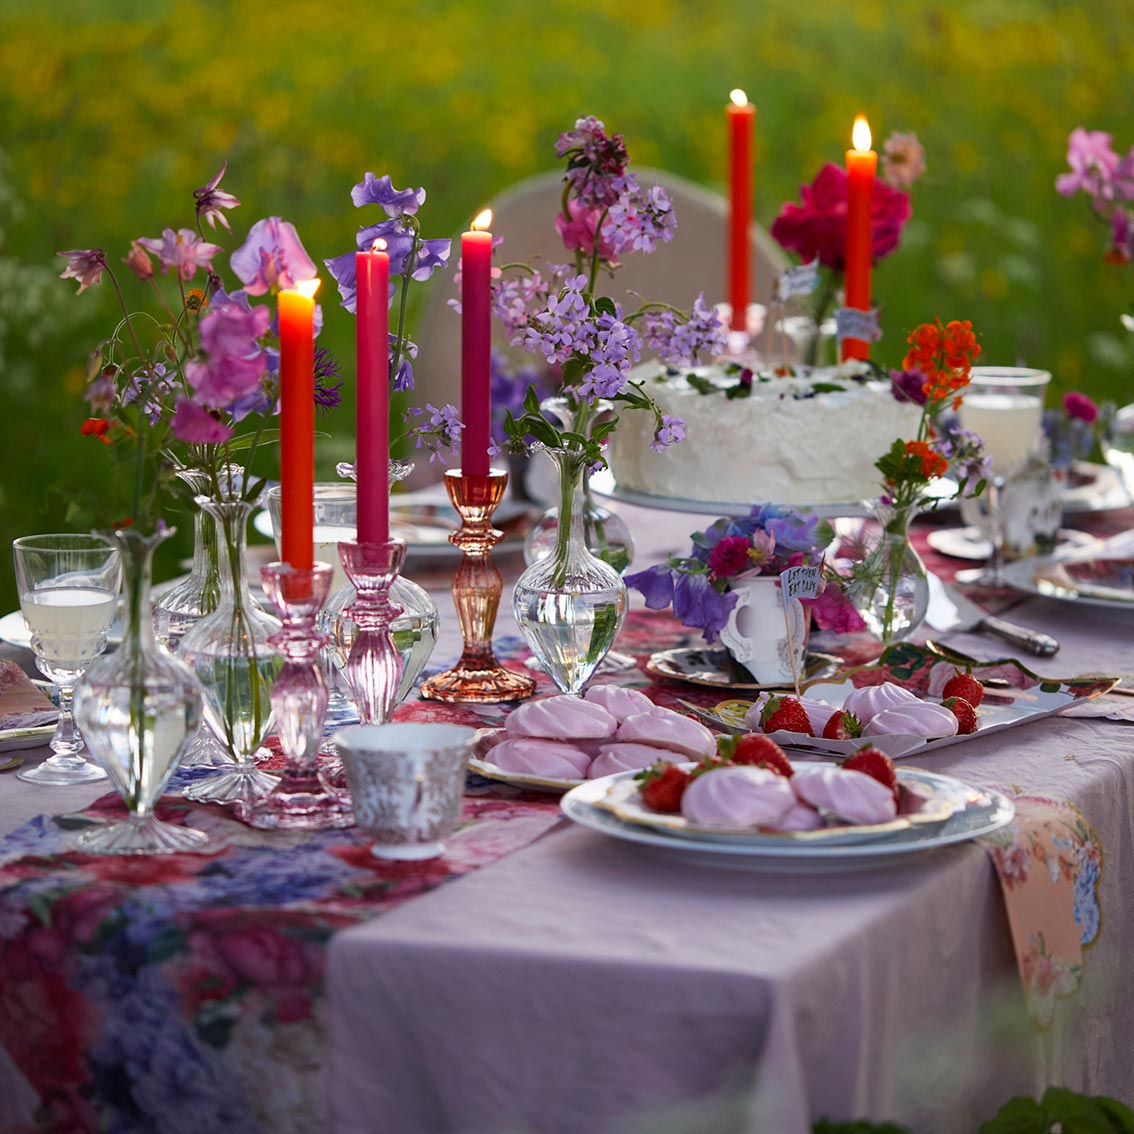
[957, 367, 1052, 586]
[13, 534, 122, 784]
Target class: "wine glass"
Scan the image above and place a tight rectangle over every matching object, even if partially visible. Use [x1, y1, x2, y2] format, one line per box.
[13, 533, 122, 784]
[957, 367, 1052, 586]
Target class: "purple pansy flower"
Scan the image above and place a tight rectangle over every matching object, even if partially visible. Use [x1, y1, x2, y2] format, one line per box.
[137, 228, 222, 281]
[351, 173, 425, 216]
[193, 162, 241, 232]
[230, 217, 317, 295]
[58, 248, 108, 293]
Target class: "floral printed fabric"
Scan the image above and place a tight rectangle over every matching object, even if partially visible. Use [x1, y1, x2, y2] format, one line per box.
[0, 775, 562, 1134]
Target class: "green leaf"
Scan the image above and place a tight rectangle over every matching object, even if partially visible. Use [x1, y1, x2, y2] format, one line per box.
[593, 295, 617, 317]
[809, 382, 848, 394]
[1039, 1087, 1134, 1133]
[591, 417, 618, 444]
[812, 1121, 910, 1134]
[687, 373, 715, 395]
[724, 382, 752, 399]
[523, 385, 542, 414]
[978, 1096, 1049, 1134]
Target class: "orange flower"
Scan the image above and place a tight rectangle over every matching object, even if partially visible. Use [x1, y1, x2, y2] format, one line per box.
[80, 417, 111, 444]
[186, 288, 209, 313]
[904, 439, 948, 480]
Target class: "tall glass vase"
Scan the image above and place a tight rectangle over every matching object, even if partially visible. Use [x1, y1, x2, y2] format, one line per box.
[179, 497, 282, 803]
[512, 447, 627, 695]
[846, 500, 930, 646]
[74, 528, 208, 853]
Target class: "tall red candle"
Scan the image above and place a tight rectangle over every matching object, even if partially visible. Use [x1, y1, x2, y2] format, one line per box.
[461, 209, 493, 478]
[843, 115, 877, 362]
[278, 278, 320, 569]
[355, 241, 390, 543]
[726, 89, 755, 333]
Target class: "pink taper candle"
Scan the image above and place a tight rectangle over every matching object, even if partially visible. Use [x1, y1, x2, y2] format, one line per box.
[461, 209, 494, 477]
[726, 88, 756, 333]
[355, 241, 391, 543]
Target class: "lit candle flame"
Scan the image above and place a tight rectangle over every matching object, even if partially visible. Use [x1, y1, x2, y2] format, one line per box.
[471, 208, 493, 231]
[852, 115, 872, 152]
[729, 88, 748, 107]
[371, 237, 387, 252]
[294, 278, 321, 300]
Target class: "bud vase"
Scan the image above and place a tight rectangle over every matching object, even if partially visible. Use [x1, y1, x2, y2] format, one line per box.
[512, 446, 627, 694]
[179, 497, 283, 803]
[846, 501, 929, 646]
[74, 528, 207, 853]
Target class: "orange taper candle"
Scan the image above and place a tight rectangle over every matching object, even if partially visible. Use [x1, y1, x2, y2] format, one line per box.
[843, 114, 876, 362]
[727, 89, 756, 333]
[278, 278, 320, 569]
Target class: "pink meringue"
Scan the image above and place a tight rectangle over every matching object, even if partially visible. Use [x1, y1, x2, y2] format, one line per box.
[588, 742, 670, 779]
[776, 801, 825, 832]
[488, 738, 592, 779]
[743, 693, 839, 735]
[862, 701, 958, 739]
[584, 684, 655, 722]
[790, 765, 897, 825]
[680, 766, 797, 828]
[505, 694, 618, 740]
[615, 707, 716, 759]
[842, 681, 919, 725]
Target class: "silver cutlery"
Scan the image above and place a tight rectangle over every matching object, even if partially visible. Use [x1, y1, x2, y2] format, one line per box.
[925, 575, 1059, 657]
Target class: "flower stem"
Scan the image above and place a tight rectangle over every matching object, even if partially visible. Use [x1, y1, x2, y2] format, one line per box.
[389, 231, 420, 386]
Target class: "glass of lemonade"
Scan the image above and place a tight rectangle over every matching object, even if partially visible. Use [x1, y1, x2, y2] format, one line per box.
[13, 534, 122, 784]
[958, 367, 1052, 585]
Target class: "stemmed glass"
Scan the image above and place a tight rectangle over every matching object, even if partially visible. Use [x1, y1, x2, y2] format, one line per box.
[957, 367, 1052, 586]
[13, 534, 122, 784]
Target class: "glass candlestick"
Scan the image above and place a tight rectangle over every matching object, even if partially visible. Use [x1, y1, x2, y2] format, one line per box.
[420, 469, 535, 704]
[338, 538, 409, 725]
[236, 562, 353, 830]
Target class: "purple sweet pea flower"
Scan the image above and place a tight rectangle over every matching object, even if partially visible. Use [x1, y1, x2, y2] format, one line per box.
[171, 396, 233, 443]
[137, 228, 222, 281]
[226, 384, 275, 423]
[57, 248, 108, 293]
[625, 563, 675, 610]
[351, 173, 425, 216]
[890, 367, 928, 406]
[1056, 128, 1122, 200]
[230, 217, 317, 295]
[672, 572, 737, 643]
[193, 162, 241, 232]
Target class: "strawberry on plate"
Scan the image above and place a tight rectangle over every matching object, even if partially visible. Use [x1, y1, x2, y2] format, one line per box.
[942, 670, 985, 708]
[943, 695, 979, 735]
[720, 733, 795, 777]
[822, 709, 863, 741]
[843, 745, 899, 804]
[636, 762, 692, 813]
[759, 695, 814, 736]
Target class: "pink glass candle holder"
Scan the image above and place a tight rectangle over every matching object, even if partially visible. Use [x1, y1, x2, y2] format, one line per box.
[337, 538, 409, 725]
[420, 469, 535, 704]
[236, 563, 353, 830]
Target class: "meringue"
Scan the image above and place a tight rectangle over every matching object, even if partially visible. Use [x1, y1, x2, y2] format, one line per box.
[616, 707, 717, 759]
[863, 701, 959, 739]
[584, 684, 655, 722]
[681, 766, 797, 828]
[588, 742, 671, 779]
[842, 681, 920, 725]
[791, 765, 897, 826]
[488, 738, 592, 779]
[776, 801, 825, 832]
[505, 694, 618, 740]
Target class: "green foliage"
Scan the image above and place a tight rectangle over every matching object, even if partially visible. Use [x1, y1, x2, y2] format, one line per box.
[980, 1089, 1134, 1134]
[813, 1121, 909, 1134]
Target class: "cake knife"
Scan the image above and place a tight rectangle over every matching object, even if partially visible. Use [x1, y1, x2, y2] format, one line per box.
[925, 576, 1059, 657]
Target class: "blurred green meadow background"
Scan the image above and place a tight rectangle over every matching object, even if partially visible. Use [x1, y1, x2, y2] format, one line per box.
[1, 0, 1133, 604]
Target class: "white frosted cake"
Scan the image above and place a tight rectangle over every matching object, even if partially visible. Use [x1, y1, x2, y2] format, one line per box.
[606, 362, 922, 507]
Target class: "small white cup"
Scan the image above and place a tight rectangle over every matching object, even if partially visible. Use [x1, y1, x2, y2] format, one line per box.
[336, 722, 475, 860]
[717, 575, 809, 684]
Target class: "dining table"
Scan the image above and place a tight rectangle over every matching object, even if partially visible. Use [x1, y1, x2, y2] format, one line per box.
[1, 485, 1133, 1134]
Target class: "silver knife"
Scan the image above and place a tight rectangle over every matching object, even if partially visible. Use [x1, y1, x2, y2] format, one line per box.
[925, 574, 1059, 657]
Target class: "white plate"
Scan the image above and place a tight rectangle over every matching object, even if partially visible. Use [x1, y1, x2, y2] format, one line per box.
[0, 724, 54, 752]
[561, 768, 1015, 872]
[926, 526, 1096, 562]
[1002, 555, 1134, 611]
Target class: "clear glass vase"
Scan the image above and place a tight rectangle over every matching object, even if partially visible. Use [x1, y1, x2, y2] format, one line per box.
[512, 446, 628, 695]
[523, 487, 634, 574]
[73, 528, 208, 853]
[846, 501, 930, 646]
[179, 497, 283, 803]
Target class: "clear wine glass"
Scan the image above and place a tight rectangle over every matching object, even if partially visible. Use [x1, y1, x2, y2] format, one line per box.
[956, 367, 1052, 586]
[13, 533, 122, 785]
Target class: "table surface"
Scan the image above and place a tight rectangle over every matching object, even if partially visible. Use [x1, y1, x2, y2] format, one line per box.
[4, 497, 1134, 1134]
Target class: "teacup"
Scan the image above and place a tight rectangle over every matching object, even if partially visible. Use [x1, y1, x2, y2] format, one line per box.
[336, 722, 475, 860]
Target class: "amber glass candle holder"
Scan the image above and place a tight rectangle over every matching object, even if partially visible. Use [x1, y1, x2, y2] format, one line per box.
[420, 469, 535, 703]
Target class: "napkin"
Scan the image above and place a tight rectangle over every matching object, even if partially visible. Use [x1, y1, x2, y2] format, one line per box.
[0, 661, 57, 730]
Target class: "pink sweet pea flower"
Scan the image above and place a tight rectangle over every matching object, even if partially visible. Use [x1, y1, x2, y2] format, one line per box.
[185, 353, 266, 408]
[1055, 128, 1121, 200]
[555, 198, 619, 263]
[230, 217, 318, 295]
[137, 228, 222, 281]
[171, 396, 233, 443]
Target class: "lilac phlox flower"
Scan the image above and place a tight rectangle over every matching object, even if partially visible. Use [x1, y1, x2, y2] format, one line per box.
[404, 402, 464, 465]
[137, 228, 222, 282]
[121, 362, 176, 424]
[890, 367, 928, 406]
[490, 271, 547, 335]
[1056, 128, 1124, 201]
[936, 421, 991, 482]
[644, 294, 726, 366]
[625, 562, 675, 610]
[556, 116, 630, 208]
[171, 396, 233, 444]
[672, 571, 737, 643]
[230, 217, 317, 295]
[351, 173, 425, 217]
[575, 312, 641, 401]
[650, 413, 685, 452]
[520, 275, 592, 366]
[193, 162, 241, 232]
[602, 182, 676, 255]
[58, 248, 108, 293]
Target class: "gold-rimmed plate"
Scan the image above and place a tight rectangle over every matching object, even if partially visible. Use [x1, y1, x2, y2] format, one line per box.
[645, 646, 841, 691]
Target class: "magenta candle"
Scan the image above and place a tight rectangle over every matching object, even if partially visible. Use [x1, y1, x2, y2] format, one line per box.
[460, 210, 493, 478]
[355, 242, 390, 543]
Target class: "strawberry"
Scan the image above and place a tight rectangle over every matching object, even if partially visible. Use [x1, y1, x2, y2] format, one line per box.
[822, 709, 863, 740]
[942, 670, 985, 708]
[943, 695, 979, 735]
[843, 745, 899, 804]
[721, 733, 795, 777]
[636, 762, 692, 813]
[759, 694, 814, 736]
